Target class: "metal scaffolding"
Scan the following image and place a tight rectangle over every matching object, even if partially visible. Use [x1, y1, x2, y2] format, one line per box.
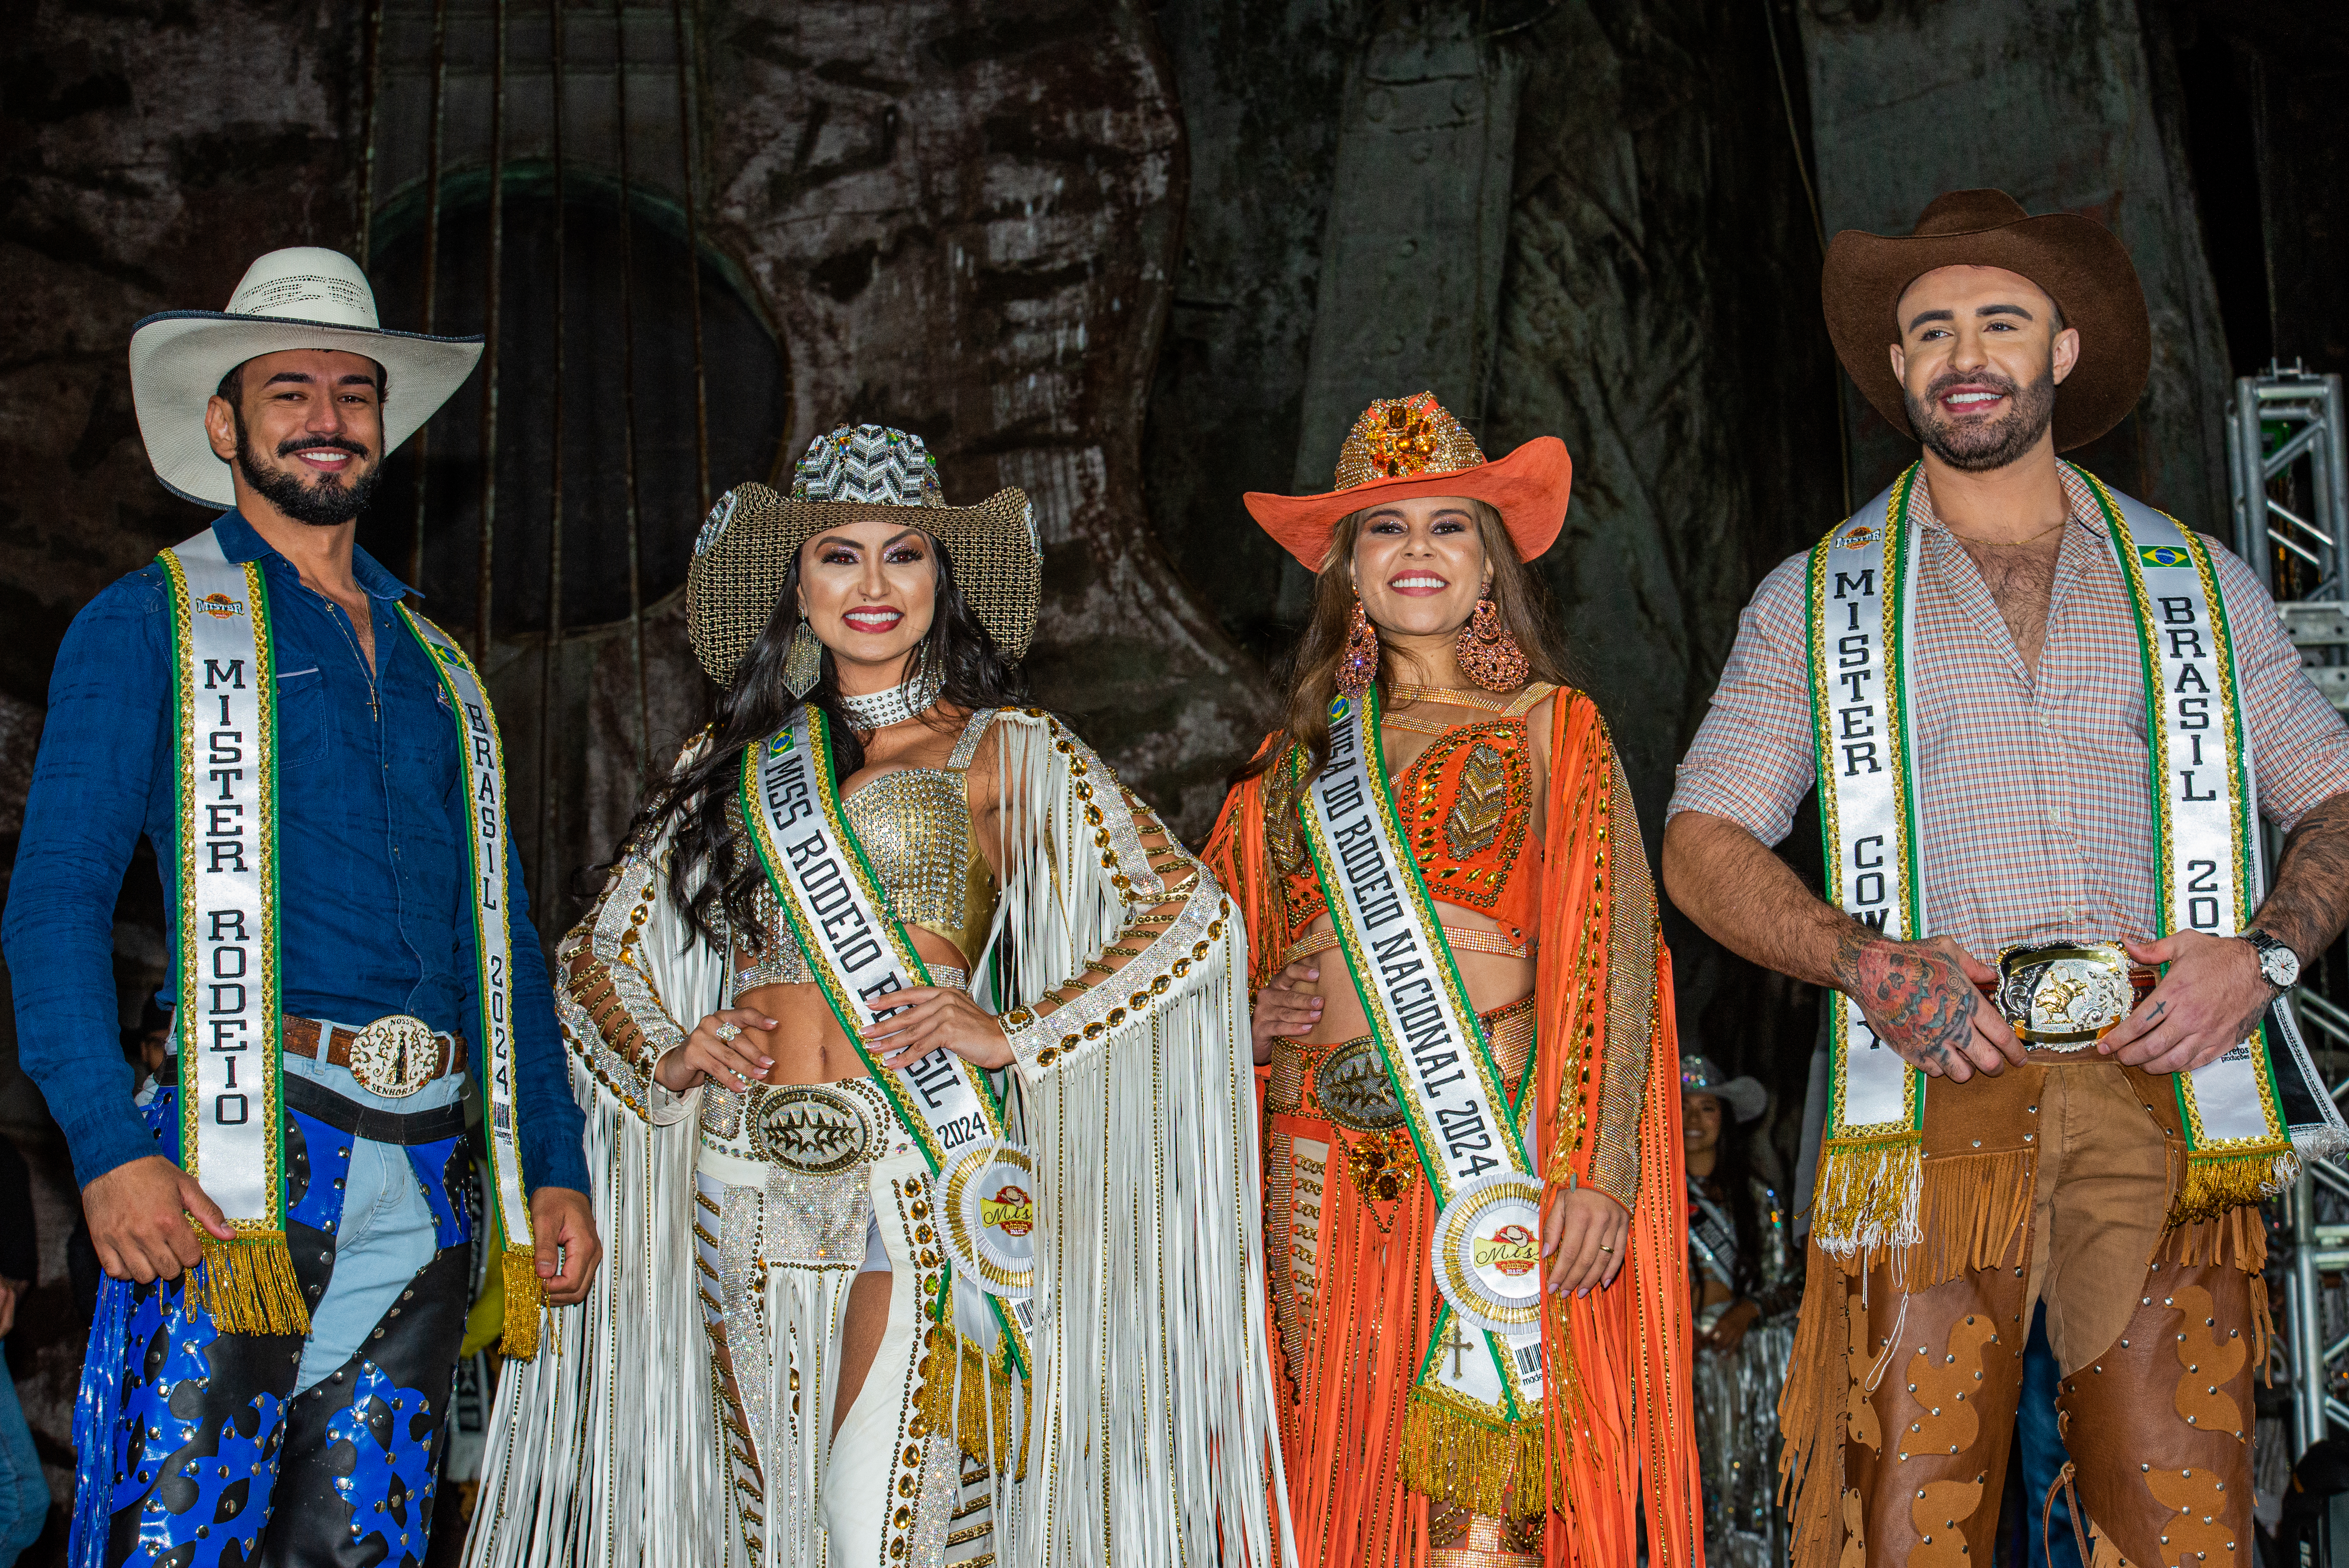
[2238, 363, 2349, 1516]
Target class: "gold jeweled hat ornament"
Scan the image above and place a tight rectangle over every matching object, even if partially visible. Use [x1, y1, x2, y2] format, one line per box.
[1242, 392, 1575, 696]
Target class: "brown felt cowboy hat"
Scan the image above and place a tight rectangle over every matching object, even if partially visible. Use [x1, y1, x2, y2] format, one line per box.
[1242, 392, 1572, 570]
[1822, 189, 2150, 453]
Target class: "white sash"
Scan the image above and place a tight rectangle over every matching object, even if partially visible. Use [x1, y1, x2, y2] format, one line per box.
[1299, 692, 1544, 1411]
[1804, 473, 1926, 1254]
[161, 529, 304, 1333]
[1805, 465, 2336, 1251]
[396, 611, 544, 1352]
[740, 707, 1036, 1353]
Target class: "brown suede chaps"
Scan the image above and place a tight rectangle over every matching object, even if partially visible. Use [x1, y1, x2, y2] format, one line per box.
[1779, 1055, 2269, 1568]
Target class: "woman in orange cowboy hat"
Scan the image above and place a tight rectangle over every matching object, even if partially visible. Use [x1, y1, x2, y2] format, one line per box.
[1205, 392, 1703, 1568]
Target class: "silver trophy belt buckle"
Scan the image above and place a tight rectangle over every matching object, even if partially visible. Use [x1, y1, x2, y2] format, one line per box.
[1992, 941, 2151, 1050]
[342, 1014, 446, 1099]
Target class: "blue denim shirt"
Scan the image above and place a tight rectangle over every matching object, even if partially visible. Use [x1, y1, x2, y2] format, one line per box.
[4, 512, 588, 1196]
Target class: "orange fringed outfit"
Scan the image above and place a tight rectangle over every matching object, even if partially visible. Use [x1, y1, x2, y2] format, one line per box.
[1205, 686, 1703, 1568]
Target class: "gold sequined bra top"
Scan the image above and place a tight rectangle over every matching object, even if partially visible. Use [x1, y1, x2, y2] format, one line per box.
[730, 709, 1000, 994]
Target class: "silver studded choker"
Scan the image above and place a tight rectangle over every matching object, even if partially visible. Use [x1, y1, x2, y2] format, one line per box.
[835, 667, 944, 732]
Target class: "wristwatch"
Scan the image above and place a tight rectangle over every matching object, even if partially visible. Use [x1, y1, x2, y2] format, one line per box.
[2243, 927, 2301, 992]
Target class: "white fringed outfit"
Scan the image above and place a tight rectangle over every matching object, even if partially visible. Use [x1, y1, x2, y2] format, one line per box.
[463, 707, 1290, 1568]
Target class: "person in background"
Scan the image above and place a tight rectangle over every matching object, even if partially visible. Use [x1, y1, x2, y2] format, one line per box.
[0, 1135, 50, 1567]
[1681, 1055, 1799, 1568]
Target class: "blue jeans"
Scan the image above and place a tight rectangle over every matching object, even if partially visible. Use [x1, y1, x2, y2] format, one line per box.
[0, 1345, 49, 1566]
[2019, 1300, 2084, 1568]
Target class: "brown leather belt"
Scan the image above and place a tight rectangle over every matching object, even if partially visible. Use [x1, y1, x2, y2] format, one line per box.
[282, 1014, 463, 1098]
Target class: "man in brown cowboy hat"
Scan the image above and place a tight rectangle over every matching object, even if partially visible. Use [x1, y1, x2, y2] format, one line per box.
[1662, 189, 2349, 1564]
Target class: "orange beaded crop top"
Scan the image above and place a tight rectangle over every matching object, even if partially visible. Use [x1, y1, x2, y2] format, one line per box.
[1270, 685, 1551, 959]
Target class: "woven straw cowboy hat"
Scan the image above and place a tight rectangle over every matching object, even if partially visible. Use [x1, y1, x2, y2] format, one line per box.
[1242, 392, 1573, 571]
[686, 425, 1041, 689]
[129, 246, 484, 508]
[1679, 1054, 1767, 1124]
[1821, 189, 2150, 453]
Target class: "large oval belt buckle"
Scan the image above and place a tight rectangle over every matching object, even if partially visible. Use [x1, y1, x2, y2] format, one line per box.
[1994, 941, 2137, 1049]
[347, 1014, 442, 1099]
[749, 1083, 875, 1174]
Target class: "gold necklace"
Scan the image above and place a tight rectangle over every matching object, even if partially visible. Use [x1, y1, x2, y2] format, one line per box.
[1387, 682, 1517, 713]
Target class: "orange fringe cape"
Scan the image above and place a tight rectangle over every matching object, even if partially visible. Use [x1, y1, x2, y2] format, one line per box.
[1205, 691, 1704, 1568]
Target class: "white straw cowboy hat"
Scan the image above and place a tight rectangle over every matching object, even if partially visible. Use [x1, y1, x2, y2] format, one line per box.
[129, 246, 484, 508]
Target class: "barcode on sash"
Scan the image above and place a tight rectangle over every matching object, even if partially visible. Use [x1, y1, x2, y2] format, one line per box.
[1014, 1299, 1034, 1329]
[1513, 1343, 1542, 1379]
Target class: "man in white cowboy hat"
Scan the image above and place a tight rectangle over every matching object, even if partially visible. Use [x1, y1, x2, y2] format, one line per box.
[2, 246, 599, 1567]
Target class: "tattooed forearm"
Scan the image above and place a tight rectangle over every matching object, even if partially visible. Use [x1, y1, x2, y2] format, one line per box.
[2255, 790, 2349, 963]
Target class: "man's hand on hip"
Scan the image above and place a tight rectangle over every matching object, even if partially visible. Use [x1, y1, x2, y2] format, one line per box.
[82, 1155, 236, 1284]
[529, 1186, 601, 1307]
[2104, 932, 2273, 1075]
[1832, 930, 2019, 1081]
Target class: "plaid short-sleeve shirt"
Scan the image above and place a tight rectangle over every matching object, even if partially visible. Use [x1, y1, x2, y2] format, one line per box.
[1668, 466, 2349, 961]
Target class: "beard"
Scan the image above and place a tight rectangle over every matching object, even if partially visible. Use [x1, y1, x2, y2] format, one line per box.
[233, 410, 379, 526]
[1903, 357, 2058, 473]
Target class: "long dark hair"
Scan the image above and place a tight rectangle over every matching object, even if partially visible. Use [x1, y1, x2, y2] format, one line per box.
[1237, 499, 1575, 787]
[615, 537, 1029, 952]
[1695, 1105, 1764, 1297]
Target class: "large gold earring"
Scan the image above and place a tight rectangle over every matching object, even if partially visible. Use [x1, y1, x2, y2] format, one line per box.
[1337, 595, 1381, 698]
[1456, 596, 1527, 691]
[782, 619, 825, 698]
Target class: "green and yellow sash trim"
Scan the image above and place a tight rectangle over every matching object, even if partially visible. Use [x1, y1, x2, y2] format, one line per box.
[738, 704, 1031, 1379]
[161, 530, 302, 1334]
[1805, 463, 2317, 1254]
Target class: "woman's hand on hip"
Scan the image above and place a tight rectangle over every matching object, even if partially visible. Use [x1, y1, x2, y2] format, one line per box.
[1250, 960, 1323, 1064]
[654, 1007, 778, 1092]
[1542, 1185, 1629, 1297]
[864, 986, 1014, 1072]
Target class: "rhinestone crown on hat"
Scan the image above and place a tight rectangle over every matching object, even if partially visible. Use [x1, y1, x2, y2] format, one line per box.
[1332, 391, 1486, 491]
[790, 424, 946, 508]
[1679, 1055, 1731, 1093]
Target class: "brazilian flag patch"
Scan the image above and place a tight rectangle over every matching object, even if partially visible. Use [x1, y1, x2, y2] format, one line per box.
[2138, 544, 2192, 568]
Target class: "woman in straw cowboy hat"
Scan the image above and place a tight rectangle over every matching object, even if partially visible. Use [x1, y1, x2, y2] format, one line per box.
[466, 426, 1291, 1568]
[1202, 393, 1702, 1568]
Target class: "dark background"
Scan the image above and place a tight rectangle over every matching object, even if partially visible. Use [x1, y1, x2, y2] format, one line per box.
[4, 0, 2345, 1554]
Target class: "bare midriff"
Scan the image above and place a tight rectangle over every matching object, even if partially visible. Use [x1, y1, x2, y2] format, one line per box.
[1292, 909, 1535, 1045]
[732, 925, 974, 1085]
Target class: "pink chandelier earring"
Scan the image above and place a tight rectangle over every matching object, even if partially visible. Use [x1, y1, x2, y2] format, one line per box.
[1456, 596, 1529, 691]
[1337, 595, 1381, 698]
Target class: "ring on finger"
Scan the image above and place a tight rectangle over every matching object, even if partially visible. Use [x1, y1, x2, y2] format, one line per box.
[712, 1021, 743, 1043]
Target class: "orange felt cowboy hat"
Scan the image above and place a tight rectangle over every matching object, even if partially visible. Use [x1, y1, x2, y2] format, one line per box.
[1243, 392, 1572, 570]
[1821, 188, 2150, 453]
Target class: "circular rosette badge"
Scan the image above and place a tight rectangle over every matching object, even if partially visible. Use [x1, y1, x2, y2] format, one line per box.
[1430, 1172, 1546, 1336]
[941, 1140, 1036, 1301]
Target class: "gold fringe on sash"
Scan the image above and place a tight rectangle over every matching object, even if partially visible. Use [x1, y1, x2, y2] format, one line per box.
[193, 1232, 310, 1335]
[1808, 1134, 1922, 1255]
[501, 1246, 545, 1361]
[919, 1323, 1030, 1478]
[1398, 1382, 1547, 1520]
[2168, 1146, 2297, 1231]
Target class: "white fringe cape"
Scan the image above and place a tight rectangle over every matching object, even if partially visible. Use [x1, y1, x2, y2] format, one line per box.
[463, 708, 1294, 1568]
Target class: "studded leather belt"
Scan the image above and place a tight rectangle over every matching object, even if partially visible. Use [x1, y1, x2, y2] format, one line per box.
[282, 1014, 463, 1099]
